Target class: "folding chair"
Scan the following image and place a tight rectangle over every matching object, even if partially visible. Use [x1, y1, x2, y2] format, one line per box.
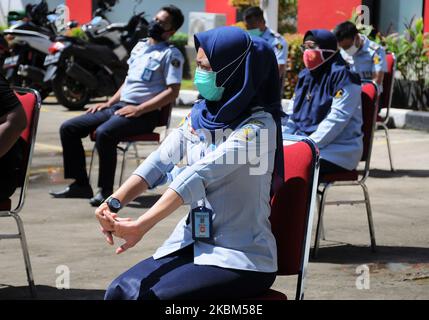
[0, 87, 42, 297]
[251, 136, 320, 300]
[313, 82, 379, 258]
[88, 102, 174, 186]
[377, 52, 396, 172]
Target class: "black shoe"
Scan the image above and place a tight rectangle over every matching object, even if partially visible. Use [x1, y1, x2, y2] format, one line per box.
[49, 183, 93, 199]
[89, 189, 112, 207]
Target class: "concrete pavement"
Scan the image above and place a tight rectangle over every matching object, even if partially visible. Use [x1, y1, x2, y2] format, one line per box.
[0, 99, 428, 300]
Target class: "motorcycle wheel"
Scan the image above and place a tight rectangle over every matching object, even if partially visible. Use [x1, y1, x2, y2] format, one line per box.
[52, 71, 90, 110]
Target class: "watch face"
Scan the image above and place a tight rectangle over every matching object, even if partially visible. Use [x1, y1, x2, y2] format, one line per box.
[109, 198, 121, 212]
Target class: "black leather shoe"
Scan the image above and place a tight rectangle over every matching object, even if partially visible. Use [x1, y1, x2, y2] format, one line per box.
[89, 189, 113, 207]
[49, 183, 93, 199]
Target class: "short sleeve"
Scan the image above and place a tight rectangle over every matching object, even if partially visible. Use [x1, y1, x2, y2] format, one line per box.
[163, 47, 184, 86]
[274, 37, 288, 65]
[372, 48, 387, 73]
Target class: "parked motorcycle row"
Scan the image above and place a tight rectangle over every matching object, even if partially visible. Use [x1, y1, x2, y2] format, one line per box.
[0, 0, 148, 110]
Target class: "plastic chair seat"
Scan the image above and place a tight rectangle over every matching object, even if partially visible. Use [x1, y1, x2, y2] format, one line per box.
[319, 170, 359, 183]
[0, 199, 11, 211]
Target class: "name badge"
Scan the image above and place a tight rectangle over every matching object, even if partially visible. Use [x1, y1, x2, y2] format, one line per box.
[191, 206, 213, 241]
[142, 68, 153, 81]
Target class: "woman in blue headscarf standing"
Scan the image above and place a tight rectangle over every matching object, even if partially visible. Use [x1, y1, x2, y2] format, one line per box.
[282, 29, 363, 174]
[95, 26, 284, 300]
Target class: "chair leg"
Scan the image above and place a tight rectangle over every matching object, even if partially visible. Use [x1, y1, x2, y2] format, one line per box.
[313, 184, 330, 258]
[132, 142, 140, 166]
[119, 143, 131, 186]
[88, 146, 96, 185]
[11, 213, 37, 298]
[361, 183, 377, 252]
[316, 194, 326, 240]
[382, 124, 395, 172]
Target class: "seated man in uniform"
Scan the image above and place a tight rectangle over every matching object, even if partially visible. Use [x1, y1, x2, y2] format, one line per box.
[334, 21, 387, 94]
[243, 6, 288, 97]
[282, 29, 363, 176]
[50, 5, 185, 207]
[0, 74, 27, 201]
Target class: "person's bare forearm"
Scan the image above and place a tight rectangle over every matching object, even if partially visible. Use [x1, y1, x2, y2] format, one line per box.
[107, 84, 124, 106]
[136, 84, 180, 114]
[0, 106, 27, 157]
[136, 188, 183, 231]
[110, 175, 149, 206]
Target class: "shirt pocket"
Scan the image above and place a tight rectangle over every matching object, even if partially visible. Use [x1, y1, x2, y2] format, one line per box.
[141, 58, 162, 82]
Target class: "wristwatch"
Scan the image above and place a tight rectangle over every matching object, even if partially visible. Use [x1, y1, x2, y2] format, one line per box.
[105, 196, 122, 213]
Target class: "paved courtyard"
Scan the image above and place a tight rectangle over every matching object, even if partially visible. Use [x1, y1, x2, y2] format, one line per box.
[1, 98, 428, 300]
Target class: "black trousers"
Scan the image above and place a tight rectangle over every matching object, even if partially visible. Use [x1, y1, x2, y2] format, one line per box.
[60, 102, 159, 190]
[319, 159, 348, 175]
[0, 139, 24, 201]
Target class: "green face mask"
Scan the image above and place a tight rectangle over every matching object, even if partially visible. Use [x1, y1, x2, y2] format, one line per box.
[193, 41, 253, 102]
[247, 28, 263, 37]
[193, 68, 224, 101]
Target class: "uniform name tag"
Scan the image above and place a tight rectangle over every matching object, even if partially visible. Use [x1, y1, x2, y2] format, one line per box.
[142, 68, 153, 81]
[191, 206, 213, 240]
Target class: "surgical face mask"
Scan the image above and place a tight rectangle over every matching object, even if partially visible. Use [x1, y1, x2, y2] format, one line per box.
[148, 20, 166, 41]
[247, 28, 263, 37]
[342, 35, 361, 56]
[303, 48, 337, 71]
[194, 41, 252, 101]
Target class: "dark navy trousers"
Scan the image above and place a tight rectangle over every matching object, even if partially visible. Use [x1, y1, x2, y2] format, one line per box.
[60, 102, 159, 190]
[105, 245, 277, 300]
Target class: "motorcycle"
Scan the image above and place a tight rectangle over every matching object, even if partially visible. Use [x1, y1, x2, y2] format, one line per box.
[44, 1, 149, 110]
[43, 36, 128, 110]
[2, 0, 60, 99]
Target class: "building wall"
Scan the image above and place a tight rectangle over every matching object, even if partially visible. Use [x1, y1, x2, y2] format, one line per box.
[425, 0, 429, 32]
[297, 0, 361, 34]
[205, 0, 236, 25]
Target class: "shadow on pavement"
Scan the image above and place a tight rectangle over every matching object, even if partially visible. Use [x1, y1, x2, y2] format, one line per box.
[369, 169, 429, 179]
[310, 245, 429, 265]
[0, 284, 105, 300]
[127, 195, 162, 209]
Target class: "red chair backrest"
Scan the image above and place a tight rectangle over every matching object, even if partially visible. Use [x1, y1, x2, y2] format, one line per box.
[269, 140, 318, 276]
[158, 103, 173, 128]
[361, 82, 378, 162]
[379, 53, 396, 110]
[15, 90, 40, 187]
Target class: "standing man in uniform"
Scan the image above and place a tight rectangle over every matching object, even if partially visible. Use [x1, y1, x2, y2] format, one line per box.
[243, 6, 288, 97]
[50, 5, 185, 207]
[334, 21, 387, 94]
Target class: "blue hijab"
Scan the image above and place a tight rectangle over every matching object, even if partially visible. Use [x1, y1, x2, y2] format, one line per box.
[291, 29, 361, 135]
[191, 26, 284, 190]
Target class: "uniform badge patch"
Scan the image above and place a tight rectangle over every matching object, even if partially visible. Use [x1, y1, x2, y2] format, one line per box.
[373, 54, 381, 65]
[334, 89, 344, 99]
[275, 43, 283, 51]
[171, 59, 181, 68]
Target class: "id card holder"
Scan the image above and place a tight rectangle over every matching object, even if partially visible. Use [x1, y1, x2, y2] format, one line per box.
[141, 68, 153, 81]
[191, 206, 213, 241]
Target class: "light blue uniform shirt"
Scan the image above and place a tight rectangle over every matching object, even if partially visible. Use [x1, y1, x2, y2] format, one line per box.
[121, 39, 184, 105]
[341, 35, 387, 91]
[261, 28, 288, 65]
[133, 109, 278, 273]
[282, 83, 363, 170]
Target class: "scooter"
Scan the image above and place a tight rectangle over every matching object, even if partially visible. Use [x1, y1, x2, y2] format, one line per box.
[2, 0, 59, 99]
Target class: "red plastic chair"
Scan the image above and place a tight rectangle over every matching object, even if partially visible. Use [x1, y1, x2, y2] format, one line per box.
[252, 136, 320, 300]
[0, 87, 42, 297]
[313, 82, 379, 258]
[88, 103, 174, 186]
[377, 52, 396, 172]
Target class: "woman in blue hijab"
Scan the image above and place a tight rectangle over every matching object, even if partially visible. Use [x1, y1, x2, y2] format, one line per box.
[95, 26, 283, 300]
[282, 29, 363, 174]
